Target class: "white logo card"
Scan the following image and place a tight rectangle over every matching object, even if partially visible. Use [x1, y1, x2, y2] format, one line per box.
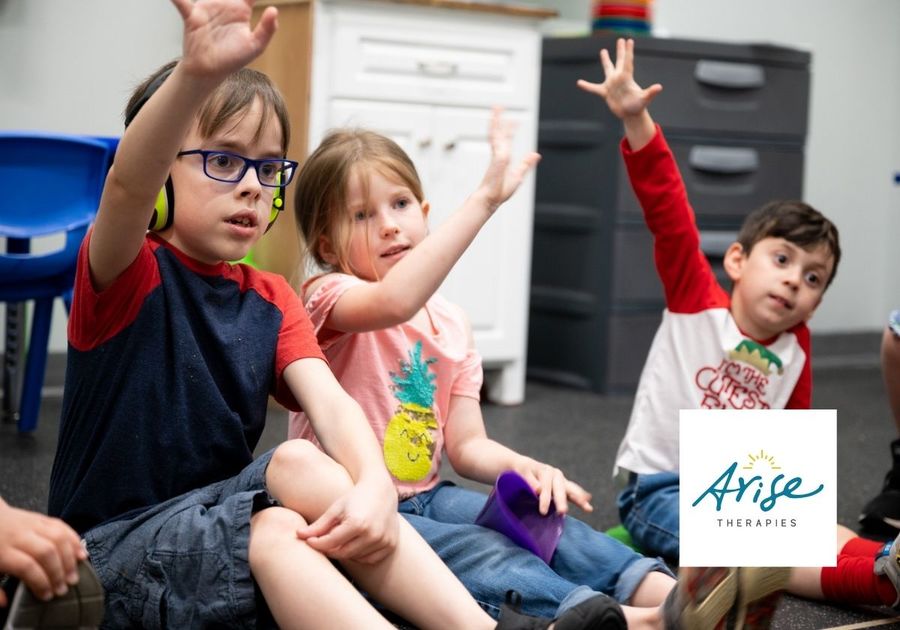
[680, 409, 836, 567]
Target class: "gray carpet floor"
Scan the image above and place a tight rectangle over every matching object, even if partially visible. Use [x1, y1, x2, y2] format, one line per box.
[3, 362, 900, 628]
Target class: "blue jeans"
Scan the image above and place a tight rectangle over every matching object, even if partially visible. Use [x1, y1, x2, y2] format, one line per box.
[399, 482, 672, 619]
[83, 451, 277, 629]
[617, 471, 680, 561]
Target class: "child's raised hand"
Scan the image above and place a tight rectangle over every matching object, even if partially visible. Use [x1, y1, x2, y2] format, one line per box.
[576, 38, 662, 121]
[171, 0, 277, 80]
[475, 107, 541, 214]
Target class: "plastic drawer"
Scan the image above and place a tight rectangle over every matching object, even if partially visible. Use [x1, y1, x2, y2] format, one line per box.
[610, 227, 734, 302]
[542, 35, 810, 140]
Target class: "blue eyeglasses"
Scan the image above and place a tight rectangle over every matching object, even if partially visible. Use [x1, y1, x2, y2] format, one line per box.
[177, 149, 298, 187]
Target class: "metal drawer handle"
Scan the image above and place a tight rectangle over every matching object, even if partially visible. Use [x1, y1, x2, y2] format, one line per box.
[688, 146, 759, 174]
[417, 61, 459, 77]
[700, 231, 738, 256]
[694, 60, 765, 89]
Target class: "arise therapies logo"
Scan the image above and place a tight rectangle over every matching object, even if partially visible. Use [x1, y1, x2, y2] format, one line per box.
[679, 409, 836, 567]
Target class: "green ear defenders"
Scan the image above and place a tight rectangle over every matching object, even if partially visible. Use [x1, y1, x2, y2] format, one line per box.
[146, 163, 284, 233]
[266, 171, 284, 233]
[125, 64, 286, 233]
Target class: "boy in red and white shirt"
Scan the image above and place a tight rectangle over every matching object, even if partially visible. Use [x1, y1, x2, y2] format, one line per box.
[577, 38, 841, 561]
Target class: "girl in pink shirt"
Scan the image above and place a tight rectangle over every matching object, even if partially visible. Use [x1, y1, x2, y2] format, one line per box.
[286, 109, 769, 628]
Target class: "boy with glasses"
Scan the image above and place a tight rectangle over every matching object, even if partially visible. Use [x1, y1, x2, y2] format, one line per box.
[44, 1, 610, 628]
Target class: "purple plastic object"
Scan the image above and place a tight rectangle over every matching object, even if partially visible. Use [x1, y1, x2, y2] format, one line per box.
[474, 470, 566, 564]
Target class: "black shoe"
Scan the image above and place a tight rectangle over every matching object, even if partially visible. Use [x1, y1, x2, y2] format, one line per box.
[859, 439, 900, 536]
[4, 560, 104, 630]
[496, 591, 626, 630]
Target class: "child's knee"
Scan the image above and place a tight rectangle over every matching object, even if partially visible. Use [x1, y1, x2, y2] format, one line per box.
[269, 439, 341, 484]
[249, 506, 307, 560]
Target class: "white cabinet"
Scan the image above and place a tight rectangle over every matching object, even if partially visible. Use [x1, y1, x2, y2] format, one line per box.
[253, 0, 551, 404]
[309, 0, 546, 405]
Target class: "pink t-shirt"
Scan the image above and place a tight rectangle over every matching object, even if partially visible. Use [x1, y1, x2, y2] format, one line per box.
[288, 273, 483, 495]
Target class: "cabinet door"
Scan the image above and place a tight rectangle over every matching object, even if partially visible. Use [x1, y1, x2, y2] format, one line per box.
[326, 100, 434, 186]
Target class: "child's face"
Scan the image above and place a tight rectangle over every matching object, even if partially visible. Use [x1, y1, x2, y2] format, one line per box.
[726, 237, 834, 340]
[166, 97, 283, 265]
[338, 167, 429, 281]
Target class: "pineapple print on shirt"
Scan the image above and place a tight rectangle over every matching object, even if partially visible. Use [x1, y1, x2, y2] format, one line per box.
[383, 341, 439, 482]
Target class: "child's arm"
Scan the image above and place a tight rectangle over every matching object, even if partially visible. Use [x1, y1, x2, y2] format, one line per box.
[320, 108, 540, 333]
[281, 358, 399, 564]
[579, 38, 724, 312]
[443, 323, 593, 517]
[575, 37, 661, 152]
[88, 0, 277, 291]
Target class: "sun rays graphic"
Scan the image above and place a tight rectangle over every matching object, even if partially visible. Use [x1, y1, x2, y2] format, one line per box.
[742, 449, 782, 470]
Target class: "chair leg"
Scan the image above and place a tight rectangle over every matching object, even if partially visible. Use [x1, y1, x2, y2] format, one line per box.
[3, 303, 24, 422]
[18, 298, 53, 433]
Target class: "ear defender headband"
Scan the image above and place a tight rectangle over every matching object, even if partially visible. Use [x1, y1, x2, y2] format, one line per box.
[125, 65, 285, 233]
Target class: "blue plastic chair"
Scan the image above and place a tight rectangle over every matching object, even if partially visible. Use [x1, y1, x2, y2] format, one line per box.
[0, 132, 111, 432]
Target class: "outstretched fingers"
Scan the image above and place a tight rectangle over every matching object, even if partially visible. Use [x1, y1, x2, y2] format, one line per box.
[251, 5, 279, 52]
[170, 0, 193, 20]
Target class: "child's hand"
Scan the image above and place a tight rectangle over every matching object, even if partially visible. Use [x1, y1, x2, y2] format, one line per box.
[576, 38, 662, 121]
[517, 460, 593, 516]
[171, 0, 278, 81]
[0, 500, 87, 606]
[475, 107, 541, 214]
[296, 481, 399, 564]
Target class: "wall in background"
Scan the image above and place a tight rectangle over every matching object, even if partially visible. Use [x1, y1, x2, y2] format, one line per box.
[532, 0, 900, 334]
[1, 0, 898, 352]
[0, 0, 182, 351]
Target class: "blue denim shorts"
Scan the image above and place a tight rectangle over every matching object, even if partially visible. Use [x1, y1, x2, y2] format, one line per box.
[83, 450, 276, 629]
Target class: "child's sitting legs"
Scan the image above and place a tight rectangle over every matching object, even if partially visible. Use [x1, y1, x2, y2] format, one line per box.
[264, 440, 502, 629]
[397, 482, 674, 619]
[616, 471, 680, 561]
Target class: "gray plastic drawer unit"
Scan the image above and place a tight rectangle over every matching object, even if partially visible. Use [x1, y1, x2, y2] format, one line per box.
[528, 35, 811, 394]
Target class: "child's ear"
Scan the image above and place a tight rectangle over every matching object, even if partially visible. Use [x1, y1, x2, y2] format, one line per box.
[421, 200, 430, 219]
[723, 242, 746, 283]
[317, 235, 338, 266]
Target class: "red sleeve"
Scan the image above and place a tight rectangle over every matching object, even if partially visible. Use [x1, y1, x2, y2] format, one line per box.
[785, 324, 812, 409]
[621, 126, 729, 314]
[247, 270, 326, 411]
[68, 229, 161, 351]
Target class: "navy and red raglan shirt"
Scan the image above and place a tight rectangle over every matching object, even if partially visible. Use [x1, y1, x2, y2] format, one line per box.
[613, 127, 812, 478]
[48, 232, 324, 534]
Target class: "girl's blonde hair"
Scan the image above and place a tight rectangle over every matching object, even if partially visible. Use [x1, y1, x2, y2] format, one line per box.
[293, 129, 424, 280]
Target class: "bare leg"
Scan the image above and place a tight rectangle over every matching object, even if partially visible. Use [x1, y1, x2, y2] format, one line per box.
[265, 440, 495, 630]
[249, 506, 396, 629]
[836, 523, 858, 551]
[620, 606, 663, 629]
[883, 327, 900, 435]
[628, 570, 676, 607]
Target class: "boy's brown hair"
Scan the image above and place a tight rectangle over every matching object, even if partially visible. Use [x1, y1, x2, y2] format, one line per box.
[125, 59, 291, 155]
[293, 129, 424, 277]
[736, 200, 841, 288]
